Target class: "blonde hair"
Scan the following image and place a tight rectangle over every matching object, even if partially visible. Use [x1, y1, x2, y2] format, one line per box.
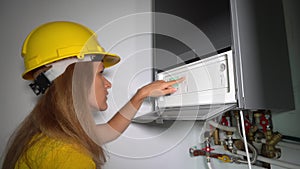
[2, 62, 105, 169]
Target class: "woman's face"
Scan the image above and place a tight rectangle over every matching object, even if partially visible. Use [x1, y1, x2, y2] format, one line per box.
[89, 62, 112, 111]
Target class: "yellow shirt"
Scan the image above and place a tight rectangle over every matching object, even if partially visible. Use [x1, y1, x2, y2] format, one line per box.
[15, 135, 96, 169]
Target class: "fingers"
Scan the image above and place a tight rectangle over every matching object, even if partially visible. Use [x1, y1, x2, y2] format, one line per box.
[162, 77, 185, 90]
[139, 77, 185, 98]
[165, 77, 185, 85]
[162, 87, 177, 95]
[161, 77, 185, 95]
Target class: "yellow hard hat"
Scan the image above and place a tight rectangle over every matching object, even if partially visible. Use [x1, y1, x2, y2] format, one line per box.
[21, 21, 120, 80]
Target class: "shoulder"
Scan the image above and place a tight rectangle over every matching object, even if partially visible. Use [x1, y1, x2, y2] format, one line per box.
[47, 139, 96, 169]
[16, 135, 96, 169]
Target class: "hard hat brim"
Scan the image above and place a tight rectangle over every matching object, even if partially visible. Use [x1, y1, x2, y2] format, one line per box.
[22, 52, 121, 80]
[102, 53, 121, 68]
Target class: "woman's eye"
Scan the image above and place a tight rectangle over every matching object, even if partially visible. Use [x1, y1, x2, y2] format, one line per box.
[99, 70, 105, 75]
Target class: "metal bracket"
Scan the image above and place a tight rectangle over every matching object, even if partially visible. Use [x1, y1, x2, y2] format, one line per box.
[29, 73, 52, 95]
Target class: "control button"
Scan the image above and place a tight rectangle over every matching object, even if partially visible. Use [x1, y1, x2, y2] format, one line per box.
[220, 63, 226, 72]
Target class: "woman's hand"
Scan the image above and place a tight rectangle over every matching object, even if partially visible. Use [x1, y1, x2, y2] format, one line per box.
[129, 77, 185, 113]
[102, 77, 185, 142]
[137, 77, 185, 99]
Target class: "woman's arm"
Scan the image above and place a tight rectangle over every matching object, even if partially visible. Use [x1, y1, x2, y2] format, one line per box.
[95, 78, 184, 144]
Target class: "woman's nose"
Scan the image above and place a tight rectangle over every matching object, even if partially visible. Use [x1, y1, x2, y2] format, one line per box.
[104, 77, 112, 89]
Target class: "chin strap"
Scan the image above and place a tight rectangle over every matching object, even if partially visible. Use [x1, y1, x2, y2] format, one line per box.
[29, 72, 52, 95]
[29, 54, 103, 95]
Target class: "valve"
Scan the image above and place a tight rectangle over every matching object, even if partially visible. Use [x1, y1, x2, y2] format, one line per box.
[203, 135, 214, 153]
[244, 119, 251, 133]
[202, 146, 215, 153]
[260, 114, 269, 132]
[218, 155, 232, 163]
[221, 116, 229, 126]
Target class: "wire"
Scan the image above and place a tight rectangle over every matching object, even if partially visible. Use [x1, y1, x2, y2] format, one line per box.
[206, 157, 213, 169]
[208, 120, 237, 132]
[235, 114, 258, 164]
[239, 110, 252, 169]
[207, 161, 213, 169]
[236, 150, 300, 169]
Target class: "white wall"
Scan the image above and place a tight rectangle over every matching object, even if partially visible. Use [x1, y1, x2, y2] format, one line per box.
[0, 1, 203, 169]
[1, 0, 299, 169]
[0, 0, 153, 165]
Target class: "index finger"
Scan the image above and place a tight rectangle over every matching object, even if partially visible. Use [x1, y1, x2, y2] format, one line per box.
[166, 77, 185, 85]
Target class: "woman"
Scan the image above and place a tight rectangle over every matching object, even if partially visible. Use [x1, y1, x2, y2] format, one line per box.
[2, 21, 182, 169]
